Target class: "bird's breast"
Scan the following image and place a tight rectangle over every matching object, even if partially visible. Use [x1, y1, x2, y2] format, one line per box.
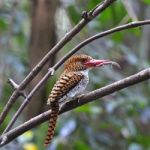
[48, 70, 89, 105]
[66, 70, 89, 98]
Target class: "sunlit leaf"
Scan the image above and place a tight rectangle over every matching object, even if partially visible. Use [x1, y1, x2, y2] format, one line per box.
[67, 6, 80, 24]
[0, 17, 8, 31]
[143, 0, 150, 4]
[75, 104, 91, 113]
[74, 141, 91, 150]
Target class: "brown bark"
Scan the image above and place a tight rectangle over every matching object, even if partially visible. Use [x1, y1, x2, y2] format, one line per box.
[1, 67, 150, 146]
[25, 0, 58, 119]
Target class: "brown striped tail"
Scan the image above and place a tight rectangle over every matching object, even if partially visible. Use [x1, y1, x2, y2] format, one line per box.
[44, 103, 59, 147]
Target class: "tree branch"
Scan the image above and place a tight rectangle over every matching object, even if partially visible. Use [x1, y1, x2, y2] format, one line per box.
[2, 19, 150, 135]
[0, 0, 116, 126]
[54, 20, 150, 70]
[0, 67, 150, 146]
[8, 79, 26, 98]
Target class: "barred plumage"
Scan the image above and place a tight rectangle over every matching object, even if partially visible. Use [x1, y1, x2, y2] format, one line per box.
[47, 72, 85, 104]
[44, 54, 119, 147]
[44, 102, 59, 147]
[44, 55, 91, 147]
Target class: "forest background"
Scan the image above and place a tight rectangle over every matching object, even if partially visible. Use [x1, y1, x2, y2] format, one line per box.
[0, 0, 150, 150]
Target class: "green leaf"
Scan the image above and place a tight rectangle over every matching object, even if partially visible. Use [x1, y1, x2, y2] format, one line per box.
[111, 31, 124, 43]
[87, 0, 102, 10]
[0, 17, 8, 31]
[75, 104, 91, 113]
[136, 135, 150, 147]
[96, 1, 127, 30]
[67, 6, 80, 24]
[143, 0, 150, 4]
[74, 141, 91, 150]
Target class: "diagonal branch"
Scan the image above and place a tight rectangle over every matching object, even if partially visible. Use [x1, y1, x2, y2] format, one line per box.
[0, 0, 116, 126]
[0, 67, 150, 146]
[54, 20, 150, 70]
[3, 19, 150, 135]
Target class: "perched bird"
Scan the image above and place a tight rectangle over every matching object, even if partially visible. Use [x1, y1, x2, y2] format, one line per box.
[44, 54, 119, 147]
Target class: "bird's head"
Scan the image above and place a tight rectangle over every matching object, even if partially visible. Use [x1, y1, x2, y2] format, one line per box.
[64, 54, 120, 72]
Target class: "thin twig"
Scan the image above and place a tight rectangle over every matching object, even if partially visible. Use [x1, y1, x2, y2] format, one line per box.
[0, 67, 150, 146]
[2, 68, 54, 135]
[122, 0, 138, 21]
[8, 79, 19, 90]
[0, 0, 116, 126]
[3, 19, 150, 134]
[8, 79, 26, 98]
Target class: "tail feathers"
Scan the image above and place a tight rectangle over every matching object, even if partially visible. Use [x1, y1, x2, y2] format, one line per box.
[44, 104, 59, 147]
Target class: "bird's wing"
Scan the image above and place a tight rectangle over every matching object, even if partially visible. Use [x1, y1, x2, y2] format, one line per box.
[45, 72, 83, 146]
[47, 72, 83, 104]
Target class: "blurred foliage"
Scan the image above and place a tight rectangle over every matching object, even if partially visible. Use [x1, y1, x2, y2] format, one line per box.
[0, 0, 150, 150]
[55, 0, 150, 150]
[0, 0, 29, 132]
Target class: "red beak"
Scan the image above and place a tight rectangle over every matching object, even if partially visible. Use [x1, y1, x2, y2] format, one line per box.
[84, 59, 120, 68]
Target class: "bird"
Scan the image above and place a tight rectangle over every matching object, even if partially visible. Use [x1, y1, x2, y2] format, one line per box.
[44, 54, 119, 147]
